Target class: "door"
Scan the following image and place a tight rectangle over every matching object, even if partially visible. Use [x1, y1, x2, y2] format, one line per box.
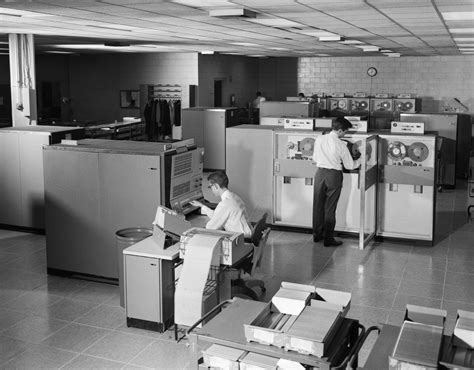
[0, 85, 12, 127]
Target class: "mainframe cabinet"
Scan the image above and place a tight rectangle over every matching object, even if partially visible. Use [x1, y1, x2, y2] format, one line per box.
[0, 126, 84, 229]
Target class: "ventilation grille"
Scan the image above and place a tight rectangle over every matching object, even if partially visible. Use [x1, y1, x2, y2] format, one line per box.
[173, 152, 193, 177]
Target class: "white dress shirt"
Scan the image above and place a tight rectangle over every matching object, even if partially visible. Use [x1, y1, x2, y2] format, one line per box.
[313, 131, 360, 171]
[201, 190, 253, 238]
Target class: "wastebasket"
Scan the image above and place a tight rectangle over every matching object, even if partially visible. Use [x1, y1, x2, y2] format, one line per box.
[116, 227, 153, 307]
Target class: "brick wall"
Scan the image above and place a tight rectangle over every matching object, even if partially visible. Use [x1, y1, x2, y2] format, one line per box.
[298, 56, 474, 112]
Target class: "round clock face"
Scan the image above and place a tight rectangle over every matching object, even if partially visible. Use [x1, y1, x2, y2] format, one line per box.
[367, 67, 378, 77]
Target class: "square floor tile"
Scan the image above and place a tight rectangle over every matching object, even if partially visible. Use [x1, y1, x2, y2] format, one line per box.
[2, 291, 62, 314]
[351, 288, 395, 309]
[62, 354, 126, 369]
[398, 279, 444, 299]
[402, 267, 445, 284]
[75, 305, 125, 329]
[0, 344, 77, 369]
[84, 332, 155, 363]
[129, 339, 195, 369]
[40, 323, 110, 353]
[1, 316, 68, 344]
[445, 271, 474, 286]
[69, 283, 120, 304]
[37, 298, 99, 322]
[0, 335, 30, 365]
[0, 309, 30, 332]
[34, 276, 89, 297]
[442, 300, 474, 320]
[443, 283, 474, 303]
[392, 293, 442, 312]
[354, 274, 400, 292]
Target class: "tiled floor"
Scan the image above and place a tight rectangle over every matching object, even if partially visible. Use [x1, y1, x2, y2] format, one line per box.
[0, 183, 473, 369]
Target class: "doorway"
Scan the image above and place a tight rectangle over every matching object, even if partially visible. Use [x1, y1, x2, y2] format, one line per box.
[214, 79, 222, 107]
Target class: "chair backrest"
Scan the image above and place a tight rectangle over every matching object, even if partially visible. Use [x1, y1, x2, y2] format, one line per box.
[251, 212, 268, 247]
[251, 227, 270, 274]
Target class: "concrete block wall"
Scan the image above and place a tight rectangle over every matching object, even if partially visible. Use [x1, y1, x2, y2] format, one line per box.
[298, 56, 474, 112]
[69, 52, 198, 123]
[198, 54, 259, 108]
[259, 57, 298, 101]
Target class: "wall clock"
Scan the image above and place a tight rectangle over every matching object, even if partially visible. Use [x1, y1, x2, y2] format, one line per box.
[367, 67, 378, 77]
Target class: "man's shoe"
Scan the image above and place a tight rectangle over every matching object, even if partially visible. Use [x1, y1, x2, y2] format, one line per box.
[324, 239, 343, 247]
[313, 234, 324, 242]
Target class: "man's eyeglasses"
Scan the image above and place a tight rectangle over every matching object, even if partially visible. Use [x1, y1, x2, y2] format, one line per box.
[207, 183, 215, 189]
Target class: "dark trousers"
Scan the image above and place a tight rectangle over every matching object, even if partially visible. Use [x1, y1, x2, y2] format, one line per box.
[312, 168, 343, 241]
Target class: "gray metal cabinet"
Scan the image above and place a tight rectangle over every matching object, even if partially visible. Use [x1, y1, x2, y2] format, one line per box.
[0, 126, 85, 229]
[182, 107, 238, 171]
[226, 125, 275, 221]
[124, 239, 177, 332]
[44, 140, 163, 279]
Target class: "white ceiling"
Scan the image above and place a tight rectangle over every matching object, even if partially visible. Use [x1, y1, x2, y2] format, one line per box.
[0, 0, 473, 57]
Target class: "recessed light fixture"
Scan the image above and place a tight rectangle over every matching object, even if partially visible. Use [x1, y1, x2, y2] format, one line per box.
[339, 40, 363, 45]
[171, 0, 233, 7]
[442, 12, 474, 21]
[247, 18, 302, 28]
[201, 50, 214, 54]
[43, 51, 77, 54]
[209, 8, 257, 18]
[449, 28, 474, 34]
[268, 47, 289, 51]
[230, 42, 260, 47]
[454, 37, 474, 42]
[319, 36, 344, 42]
[384, 53, 401, 57]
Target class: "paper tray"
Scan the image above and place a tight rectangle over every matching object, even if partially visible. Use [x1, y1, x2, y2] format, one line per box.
[244, 302, 298, 347]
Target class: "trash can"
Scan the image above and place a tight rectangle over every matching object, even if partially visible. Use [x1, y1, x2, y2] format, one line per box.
[116, 227, 153, 307]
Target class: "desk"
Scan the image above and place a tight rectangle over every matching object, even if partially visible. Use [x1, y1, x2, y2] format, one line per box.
[188, 298, 361, 370]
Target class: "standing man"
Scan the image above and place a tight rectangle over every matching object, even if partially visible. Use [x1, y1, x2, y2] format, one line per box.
[190, 171, 253, 239]
[252, 91, 266, 109]
[312, 117, 361, 246]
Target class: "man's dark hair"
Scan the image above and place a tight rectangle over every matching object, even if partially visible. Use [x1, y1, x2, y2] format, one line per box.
[207, 171, 229, 188]
[332, 117, 353, 131]
[256, 91, 262, 97]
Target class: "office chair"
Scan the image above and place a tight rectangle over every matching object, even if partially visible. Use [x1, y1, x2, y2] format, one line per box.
[231, 212, 270, 301]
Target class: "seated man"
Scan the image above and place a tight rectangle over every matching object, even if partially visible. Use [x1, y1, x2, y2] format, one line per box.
[190, 171, 253, 239]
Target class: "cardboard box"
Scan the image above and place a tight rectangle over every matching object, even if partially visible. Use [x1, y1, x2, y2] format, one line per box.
[453, 310, 474, 349]
[313, 287, 351, 316]
[239, 352, 279, 370]
[283, 303, 343, 357]
[202, 344, 246, 370]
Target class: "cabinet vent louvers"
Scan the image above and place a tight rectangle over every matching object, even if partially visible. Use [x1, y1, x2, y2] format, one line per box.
[173, 152, 193, 176]
[173, 182, 191, 197]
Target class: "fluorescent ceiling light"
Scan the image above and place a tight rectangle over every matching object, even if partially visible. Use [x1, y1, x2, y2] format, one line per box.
[302, 30, 340, 38]
[442, 12, 474, 21]
[381, 49, 393, 52]
[88, 25, 134, 32]
[315, 54, 330, 56]
[44, 51, 77, 54]
[247, 54, 267, 57]
[201, 50, 214, 54]
[230, 42, 260, 47]
[385, 53, 401, 57]
[362, 46, 380, 51]
[319, 36, 344, 41]
[340, 40, 363, 45]
[171, 0, 233, 7]
[209, 8, 257, 18]
[268, 47, 289, 51]
[450, 28, 474, 34]
[457, 43, 474, 47]
[247, 18, 302, 27]
[454, 37, 474, 42]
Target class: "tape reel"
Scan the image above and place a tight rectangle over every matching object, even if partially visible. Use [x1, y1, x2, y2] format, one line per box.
[337, 100, 347, 109]
[388, 141, 407, 160]
[299, 137, 315, 156]
[407, 142, 429, 162]
[355, 100, 368, 110]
